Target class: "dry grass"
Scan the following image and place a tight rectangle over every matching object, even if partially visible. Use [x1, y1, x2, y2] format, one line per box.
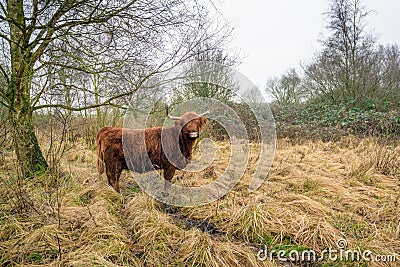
[1, 136, 399, 266]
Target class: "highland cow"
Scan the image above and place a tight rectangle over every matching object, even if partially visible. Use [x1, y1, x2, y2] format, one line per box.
[96, 110, 208, 192]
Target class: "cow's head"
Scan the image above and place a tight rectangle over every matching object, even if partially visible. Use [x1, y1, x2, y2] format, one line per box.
[165, 108, 208, 168]
[177, 112, 208, 140]
[166, 107, 208, 141]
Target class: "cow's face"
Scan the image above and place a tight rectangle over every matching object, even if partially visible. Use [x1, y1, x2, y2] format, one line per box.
[175, 112, 208, 141]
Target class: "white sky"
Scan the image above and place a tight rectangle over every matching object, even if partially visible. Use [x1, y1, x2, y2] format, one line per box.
[218, 0, 400, 92]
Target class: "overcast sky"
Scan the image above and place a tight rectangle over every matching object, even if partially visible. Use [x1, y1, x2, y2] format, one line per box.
[218, 0, 400, 92]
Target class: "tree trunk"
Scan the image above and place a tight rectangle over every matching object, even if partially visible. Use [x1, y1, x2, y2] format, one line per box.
[9, 108, 48, 177]
[6, 0, 48, 177]
[7, 65, 49, 177]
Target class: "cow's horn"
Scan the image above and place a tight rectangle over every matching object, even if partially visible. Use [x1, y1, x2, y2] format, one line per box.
[199, 101, 212, 117]
[199, 110, 210, 117]
[166, 105, 182, 120]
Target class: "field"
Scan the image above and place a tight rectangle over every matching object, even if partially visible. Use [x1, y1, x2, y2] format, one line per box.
[1, 135, 399, 266]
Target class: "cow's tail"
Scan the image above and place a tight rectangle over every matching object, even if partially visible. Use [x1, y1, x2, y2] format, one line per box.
[96, 132, 104, 175]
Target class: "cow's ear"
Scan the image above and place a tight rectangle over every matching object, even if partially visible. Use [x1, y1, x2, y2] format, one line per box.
[199, 117, 208, 130]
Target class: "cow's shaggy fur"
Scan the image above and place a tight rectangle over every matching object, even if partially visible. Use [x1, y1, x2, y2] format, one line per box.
[96, 112, 207, 192]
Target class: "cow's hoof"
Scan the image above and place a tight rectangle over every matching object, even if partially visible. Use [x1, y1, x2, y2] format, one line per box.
[156, 201, 177, 213]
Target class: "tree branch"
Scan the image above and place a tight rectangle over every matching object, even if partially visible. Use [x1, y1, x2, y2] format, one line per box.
[30, 1, 86, 64]
[25, 0, 39, 42]
[29, 1, 137, 65]
[33, 68, 157, 112]
[0, 63, 10, 84]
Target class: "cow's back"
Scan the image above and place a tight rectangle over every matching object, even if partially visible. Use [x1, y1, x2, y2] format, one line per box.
[122, 127, 165, 172]
[97, 126, 178, 173]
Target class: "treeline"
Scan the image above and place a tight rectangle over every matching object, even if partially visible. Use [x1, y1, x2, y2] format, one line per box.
[266, 0, 400, 139]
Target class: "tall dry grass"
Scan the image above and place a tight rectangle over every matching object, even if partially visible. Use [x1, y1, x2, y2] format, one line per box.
[1, 134, 399, 266]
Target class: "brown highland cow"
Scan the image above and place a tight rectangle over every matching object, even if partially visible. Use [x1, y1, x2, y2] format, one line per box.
[96, 110, 208, 192]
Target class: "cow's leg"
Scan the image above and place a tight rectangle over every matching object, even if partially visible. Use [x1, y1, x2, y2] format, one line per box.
[164, 165, 176, 182]
[111, 170, 122, 193]
[105, 160, 122, 193]
[161, 165, 175, 201]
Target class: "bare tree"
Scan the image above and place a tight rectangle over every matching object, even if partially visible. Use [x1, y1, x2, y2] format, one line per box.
[376, 44, 400, 99]
[0, 0, 230, 176]
[170, 42, 239, 104]
[266, 68, 303, 105]
[303, 0, 377, 102]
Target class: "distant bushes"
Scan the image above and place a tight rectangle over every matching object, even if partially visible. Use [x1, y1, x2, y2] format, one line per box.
[271, 99, 400, 140]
